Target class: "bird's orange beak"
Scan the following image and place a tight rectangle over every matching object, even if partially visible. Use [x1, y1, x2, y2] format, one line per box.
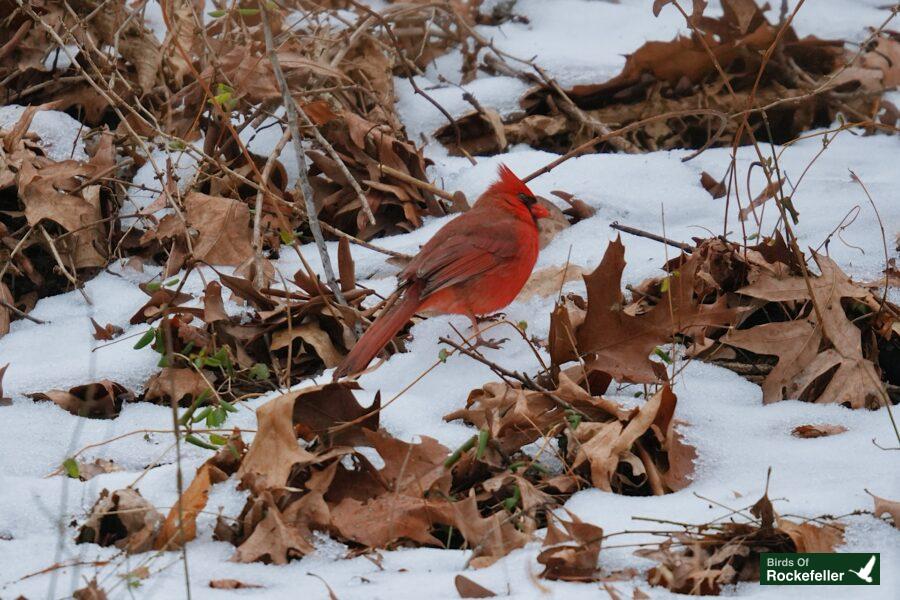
[530, 203, 551, 220]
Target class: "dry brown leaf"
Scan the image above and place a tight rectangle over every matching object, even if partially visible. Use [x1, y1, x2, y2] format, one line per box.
[0, 363, 9, 406]
[270, 322, 343, 369]
[31, 380, 133, 419]
[184, 192, 254, 266]
[726, 253, 885, 408]
[776, 518, 844, 552]
[232, 495, 315, 564]
[155, 463, 226, 550]
[454, 574, 497, 598]
[156, 431, 246, 548]
[73, 578, 107, 600]
[517, 265, 585, 302]
[290, 382, 379, 447]
[738, 177, 785, 221]
[700, 171, 726, 199]
[537, 511, 603, 581]
[209, 579, 263, 590]
[570, 237, 739, 383]
[76, 488, 162, 553]
[870, 493, 900, 529]
[143, 368, 213, 405]
[238, 391, 319, 492]
[0, 284, 13, 337]
[791, 424, 848, 438]
[202, 281, 228, 323]
[74, 458, 122, 481]
[90, 318, 123, 341]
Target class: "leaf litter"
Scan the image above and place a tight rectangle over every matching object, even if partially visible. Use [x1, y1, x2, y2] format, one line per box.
[0, 0, 897, 597]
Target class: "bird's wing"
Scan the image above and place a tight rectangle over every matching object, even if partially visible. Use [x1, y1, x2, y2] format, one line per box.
[861, 555, 876, 576]
[401, 217, 521, 298]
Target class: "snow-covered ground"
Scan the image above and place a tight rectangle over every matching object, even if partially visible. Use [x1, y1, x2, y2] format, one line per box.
[1, 1, 898, 598]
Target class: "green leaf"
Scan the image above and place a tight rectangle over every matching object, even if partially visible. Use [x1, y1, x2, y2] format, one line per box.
[219, 398, 238, 413]
[565, 410, 582, 431]
[164, 277, 180, 287]
[185, 434, 218, 450]
[209, 433, 227, 445]
[146, 281, 162, 292]
[475, 429, 489, 461]
[191, 406, 212, 424]
[438, 348, 449, 363]
[207, 9, 226, 17]
[653, 346, 672, 364]
[133, 328, 156, 349]
[249, 363, 269, 380]
[237, 7, 260, 15]
[62, 458, 80, 479]
[279, 229, 295, 244]
[502, 485, 521, 512]
[206, 406, 227, 428]
[517, 320, 528, 331]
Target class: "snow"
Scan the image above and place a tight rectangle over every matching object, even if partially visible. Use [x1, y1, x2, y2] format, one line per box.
[1, 0, 899, 599]
[121, 142, 203, 229]
[0, 104, 88, 162]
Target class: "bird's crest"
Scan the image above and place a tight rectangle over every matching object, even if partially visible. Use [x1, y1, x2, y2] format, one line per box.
[489, 164, 534, 199]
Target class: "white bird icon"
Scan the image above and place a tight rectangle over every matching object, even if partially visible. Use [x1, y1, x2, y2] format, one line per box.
[848, 555, 876, 583]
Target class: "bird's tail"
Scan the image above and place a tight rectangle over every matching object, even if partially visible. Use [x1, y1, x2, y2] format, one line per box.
[333, 282, 423, 380]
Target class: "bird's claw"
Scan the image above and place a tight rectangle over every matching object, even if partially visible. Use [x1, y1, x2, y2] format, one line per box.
[476, 312, 506, 323]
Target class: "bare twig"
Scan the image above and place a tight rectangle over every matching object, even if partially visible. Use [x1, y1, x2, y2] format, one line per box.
[252, 128, 292, 289]
[320, 221, 412, 260]
[258, 1, 347, 305]
[609, 222, 693, 253]
[0, 298, 47, 325]
[437, 336, 588, 419]
[293, 104, 377, 226]
[523, 108, 729, 183]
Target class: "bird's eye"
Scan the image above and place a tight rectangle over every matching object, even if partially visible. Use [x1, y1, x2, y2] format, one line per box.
[517, 192, 536, 206]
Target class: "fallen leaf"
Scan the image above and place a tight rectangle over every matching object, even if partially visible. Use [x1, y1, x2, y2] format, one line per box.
[726, 253, 886, 407]
[699, 171, 726, 199]
[0, 363, 9, 406]
[31, 380, 133, 419]
[74, 458, 122, 481]
[570, 237, 739, 383]
[73, 578, 107, 600]
[537, 511, 603, 581]
[777, 518, 844, 552]
[158, 436, 244, 551]
[791, 424, 848, 438]
[77, 488, 163, 553]
[90, 318, 123, 341]
[870, 493, 900, 529]
[454, 574, 496, 598]
[209, 579, 263, 590]
[143, 368, 213, 406]
[232, 493, 315, 564]
[184, 192, 254, 266]
[517, 265, 585, 302]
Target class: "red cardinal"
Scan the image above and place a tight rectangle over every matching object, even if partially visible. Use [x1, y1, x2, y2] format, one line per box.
[333, 165, 549, 379]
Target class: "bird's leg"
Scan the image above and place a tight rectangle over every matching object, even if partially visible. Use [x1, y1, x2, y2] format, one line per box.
[466, 313, 508, 350]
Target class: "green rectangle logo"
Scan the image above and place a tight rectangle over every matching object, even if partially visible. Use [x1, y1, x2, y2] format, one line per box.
[761, 553, 879, 585]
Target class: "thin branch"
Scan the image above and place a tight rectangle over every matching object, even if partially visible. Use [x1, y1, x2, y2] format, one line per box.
[258, 1, 347, 306]
[609, 221, 694, 253]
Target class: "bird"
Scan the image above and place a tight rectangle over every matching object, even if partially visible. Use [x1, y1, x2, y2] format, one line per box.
[848, 555, 876, 583]
[333, 164, 549, 379]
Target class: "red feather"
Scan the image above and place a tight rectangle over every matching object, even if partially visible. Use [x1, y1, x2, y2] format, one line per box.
[333, 166, 545, 379]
